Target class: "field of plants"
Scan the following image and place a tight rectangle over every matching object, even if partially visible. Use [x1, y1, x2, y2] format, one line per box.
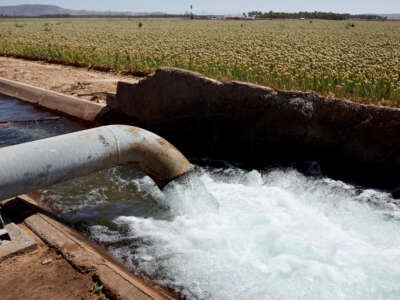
[0, 18, 399, 105]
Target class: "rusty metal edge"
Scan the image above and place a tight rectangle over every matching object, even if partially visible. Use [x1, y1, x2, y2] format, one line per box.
[0, 77, 105, 121]
[17, 194, 173, 300]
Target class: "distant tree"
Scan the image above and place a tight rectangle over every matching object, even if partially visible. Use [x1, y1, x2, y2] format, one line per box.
[247, 10, 385, 21]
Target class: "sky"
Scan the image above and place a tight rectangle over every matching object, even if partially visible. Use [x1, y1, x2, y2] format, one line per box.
[0, 0, 399, 14]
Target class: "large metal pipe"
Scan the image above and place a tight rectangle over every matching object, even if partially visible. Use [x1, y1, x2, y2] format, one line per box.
[0, 125, 193, 200]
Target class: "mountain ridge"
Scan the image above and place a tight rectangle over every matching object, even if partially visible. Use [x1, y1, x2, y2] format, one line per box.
[0, 4, 145, 16]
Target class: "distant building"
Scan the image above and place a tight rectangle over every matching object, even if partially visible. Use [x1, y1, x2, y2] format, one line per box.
[224, 15, 255, 20]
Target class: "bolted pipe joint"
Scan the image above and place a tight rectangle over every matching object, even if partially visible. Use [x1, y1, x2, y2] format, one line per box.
[0, 125, 194, 200]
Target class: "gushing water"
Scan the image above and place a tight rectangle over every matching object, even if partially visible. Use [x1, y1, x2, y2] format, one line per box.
[69, 167, 400, 300]
[161, 173, 220, 215]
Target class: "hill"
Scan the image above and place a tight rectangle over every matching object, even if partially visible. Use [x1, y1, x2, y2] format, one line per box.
[0, 4, 136, 17]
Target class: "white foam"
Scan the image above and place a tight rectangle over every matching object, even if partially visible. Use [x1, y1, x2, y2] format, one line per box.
[110, 168, 400, 299]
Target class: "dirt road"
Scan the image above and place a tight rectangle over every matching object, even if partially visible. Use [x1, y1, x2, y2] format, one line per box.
[0, 56, 140, 104]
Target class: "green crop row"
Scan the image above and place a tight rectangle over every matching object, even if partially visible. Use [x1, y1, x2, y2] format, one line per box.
[0, 18, 399, 106]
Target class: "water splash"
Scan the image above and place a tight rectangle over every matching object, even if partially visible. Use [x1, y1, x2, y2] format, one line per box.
[35, 157, 400, 299]
[161, 172, 220, 215]
[107, 168, 400, 300]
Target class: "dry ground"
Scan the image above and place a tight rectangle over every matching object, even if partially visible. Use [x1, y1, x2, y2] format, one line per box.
[0, 224, 106, 300]
[0, 56, 139, 103]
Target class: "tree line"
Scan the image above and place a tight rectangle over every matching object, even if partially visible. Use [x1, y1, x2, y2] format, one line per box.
[247, 11, 387, 21]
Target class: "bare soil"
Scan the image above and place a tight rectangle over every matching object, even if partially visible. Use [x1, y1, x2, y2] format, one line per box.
[0, 56, 140, 104]
[0, 224, 106, 300]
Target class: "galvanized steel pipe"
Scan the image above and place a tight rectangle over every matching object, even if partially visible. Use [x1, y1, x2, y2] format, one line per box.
[0, 125, 193, 200]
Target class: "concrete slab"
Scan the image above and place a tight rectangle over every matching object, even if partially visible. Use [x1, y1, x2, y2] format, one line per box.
[0, 222, 37, 263]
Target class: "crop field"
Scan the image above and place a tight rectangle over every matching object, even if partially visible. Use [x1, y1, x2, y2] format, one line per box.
[0, 18, 400, 105]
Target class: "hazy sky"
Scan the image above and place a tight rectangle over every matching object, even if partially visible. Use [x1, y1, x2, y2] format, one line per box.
[1, 0, 399, 14]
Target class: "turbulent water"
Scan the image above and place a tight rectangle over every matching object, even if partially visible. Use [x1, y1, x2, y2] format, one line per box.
[2, 95, 400, 299]
[43, 167, 400, 300]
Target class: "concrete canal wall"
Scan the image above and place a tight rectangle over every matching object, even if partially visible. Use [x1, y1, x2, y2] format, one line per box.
[104, 67, 400, 188]
[0, 77, 104, 122]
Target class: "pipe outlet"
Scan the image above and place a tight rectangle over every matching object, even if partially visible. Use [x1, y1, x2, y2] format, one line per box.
[0, 125, 193, 200]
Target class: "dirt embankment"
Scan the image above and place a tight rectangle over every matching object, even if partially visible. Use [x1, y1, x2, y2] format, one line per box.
[0, 56, 139, 104]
